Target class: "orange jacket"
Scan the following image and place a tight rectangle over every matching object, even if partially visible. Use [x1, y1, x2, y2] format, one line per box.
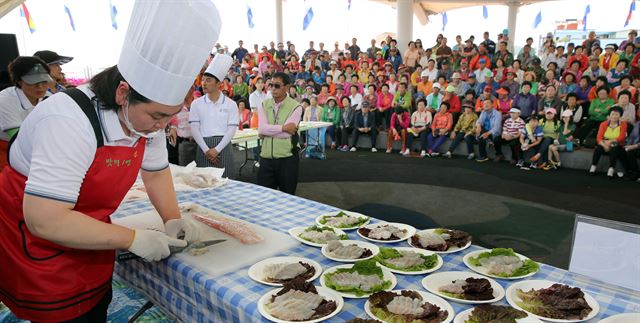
[596, 120, 627, 145]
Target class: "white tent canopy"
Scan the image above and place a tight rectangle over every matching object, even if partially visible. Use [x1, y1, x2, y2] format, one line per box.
[0, 0, 23, 20]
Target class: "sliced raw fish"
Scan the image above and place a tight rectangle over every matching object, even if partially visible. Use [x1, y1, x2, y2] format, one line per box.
[386, 296, 425, 315]
[328, 272, 385, 291]
[268, 289, 325, 321]
[326, 241, 366, 259]
[439, 279, 466, 294]
[384, 250, 425, 269]
[191, 212, 263, 244]
[264, 262, 308, 281]
[368, 225, 405, 240]
[324, 215, 361, 227]
[418, 232, 446, 248]
[299, 230, 341, 244]
[479, 255, 523, 275]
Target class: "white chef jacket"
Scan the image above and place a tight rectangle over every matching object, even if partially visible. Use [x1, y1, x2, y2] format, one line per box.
[8, 85, 168, 204]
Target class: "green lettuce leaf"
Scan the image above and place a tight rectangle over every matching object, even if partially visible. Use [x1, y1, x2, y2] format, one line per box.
[297, 225, 348, 243]
[323, 260, 392, 296]
[319, 212, 369, 228]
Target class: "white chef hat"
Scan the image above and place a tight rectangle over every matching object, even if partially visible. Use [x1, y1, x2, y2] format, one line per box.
[118, 0, 222, 106]
[204, 54, 233, 81]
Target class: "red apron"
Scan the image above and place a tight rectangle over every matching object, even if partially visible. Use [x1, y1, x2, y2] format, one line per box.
[0, 94, 147, 321]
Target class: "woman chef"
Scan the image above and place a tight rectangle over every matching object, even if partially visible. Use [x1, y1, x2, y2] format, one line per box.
[0, 1, 222, 322]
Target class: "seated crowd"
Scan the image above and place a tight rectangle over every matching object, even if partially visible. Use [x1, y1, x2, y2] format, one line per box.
[201, 31, 639, 180]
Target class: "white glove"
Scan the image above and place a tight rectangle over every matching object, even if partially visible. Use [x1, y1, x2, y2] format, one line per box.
[128, 229, 187, 262]
[165, 218, 201, 243]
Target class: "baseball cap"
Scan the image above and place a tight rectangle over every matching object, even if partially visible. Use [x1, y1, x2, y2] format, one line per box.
[445, 85, 456, 92]
[460, 58, 468, 63]
[496, 87, 509, 95]
[361, 100, 371, 108]
[468, 73, 476, 78]
[21, 63, 54, 84]
[462, 100, 474, 108]
[420, 70, 429, 78]
[433, 82, 441, 89]
[452, 72, 461, 79]
[33, 50, 73, 65]
[509, 108, 521, 113]
[479, 58, 486, 64]
[485, 70, 494, 78]
[545, 108, 557, 115]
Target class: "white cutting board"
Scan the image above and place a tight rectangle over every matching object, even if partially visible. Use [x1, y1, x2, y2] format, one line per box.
[111, 203, 299, 278]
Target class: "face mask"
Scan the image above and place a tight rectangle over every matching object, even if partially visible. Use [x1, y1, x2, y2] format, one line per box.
[122, 100, 162, 139]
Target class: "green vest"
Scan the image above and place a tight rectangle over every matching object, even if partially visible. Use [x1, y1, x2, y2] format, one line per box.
[261, 96, 299, 159]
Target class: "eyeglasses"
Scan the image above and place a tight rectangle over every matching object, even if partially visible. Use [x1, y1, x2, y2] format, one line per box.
[272, 83, 284, 89]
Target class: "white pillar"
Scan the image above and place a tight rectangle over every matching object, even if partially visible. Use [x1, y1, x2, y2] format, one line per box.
[397, 0, 413, 54]
[507, 2, 520, 53]
[275, 0, 283, 44]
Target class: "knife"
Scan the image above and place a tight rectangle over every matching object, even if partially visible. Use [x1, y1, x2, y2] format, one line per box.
[117, 239, 226, 261]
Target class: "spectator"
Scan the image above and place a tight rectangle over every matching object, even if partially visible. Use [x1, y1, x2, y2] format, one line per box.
[470, 44, 492, 71]
[423, 59, 439, 82]
[392, 82, 412, 112]
[606, 59, 629, 87]
[443, 85, 461, 120]
[350, 101, 377, 152]
[451, 72, 467, 97]
[473, 59, 492, 84]
[513, 80, 537, 119]
[582, 31, 600, 56]
[482, 31, 497, 57]
[406, 98, 432, 157]
[475, 98, 503, 162]
[348, 84, 363, 111]
[425, 83, 443, 112]
[386, 107, 410, 154]
[599, 44, 619, 72]
[416, 70, 433, 99]
[404, 41, 420, 69]
[303, 96, 322, 122]
[348, 38, 361, 60]
[520, 116, 544, 169]
[376, 83, 394, 129]
[560, 93, 584, 126]
[425, 102, 453, 157]
[616, 90, 637, 125]
[619, 30, 637, 53]
[500, 107, 526, 166]
[583, 56, 604, 82]
[321, 97, 341, 149]
[317, 83, 332, 105]
[474, 86, 497, 113]
[621, 120, 640, 180]
[531, 108, 560, 167]
[579, 86, 615, 143]
[493, 58, 507, 83]
[476, 70, 499, 97]
[536, 85, 562, 118]
[619, 43, 636, 63]
[575, 76, 591, 107]
[523, 71, 539, 95]
[587, 76, 608, 101]
[387, 47, 403, 72]
[512, 59, 525, 83]
[545, 109, 576, 170]
[367, 39, 381, 60]
[232, 74, 250, 100]
[495, 87, 512, 116]
[611, 75, 636, 104]
[589, 106, 628, 178]
[501, 69, 520, 99]
[458, 58, 472, 81]
[493, 41, 513, 67]
[435, 37, 453, 66]
[231, 40, 249, 62]
[338, 97, 356, 151]
[564, 60, 584, 81]
[446, 102, 478, 159]
[439, 60, 454, 81]
[238, 99, 250, 129]
[517, 44, 536, 70]
[558, 72, 578, 100]
[569, 46, 589, 73]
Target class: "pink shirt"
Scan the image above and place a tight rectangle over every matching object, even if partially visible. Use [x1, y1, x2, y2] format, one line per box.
[258, 98, 302, 139]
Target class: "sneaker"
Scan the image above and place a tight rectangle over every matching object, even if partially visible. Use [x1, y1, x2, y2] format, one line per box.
[515, 159, 524, 167]
[476, 157, 489, 162]
[607, 167, 615, 179]
[542, 163, 554, 171]
[399, 149, 405, 155]
[444, 151, 452, 158]
[467, 153, 475, 160]
[520, 165, 531, 170]
[588, 165, 597, 175]
[386, 149, 392, 154]
[349, 147, 357, 152]
[420, 150, 427, 157]
[254, 161, 260, 168]
[529, 162, 538, 169]
[431, 152, 440, 157]
[402, 150, 410, 156]
[371, 147, 377, 153]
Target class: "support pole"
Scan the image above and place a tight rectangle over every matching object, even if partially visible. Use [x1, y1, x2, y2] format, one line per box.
[396, 0, 413, 54]
[275, 0, 283, 44]
[507, 1, 520, 53]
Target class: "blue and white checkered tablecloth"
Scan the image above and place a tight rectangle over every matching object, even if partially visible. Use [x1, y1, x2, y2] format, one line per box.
[114, 180, 640, 323]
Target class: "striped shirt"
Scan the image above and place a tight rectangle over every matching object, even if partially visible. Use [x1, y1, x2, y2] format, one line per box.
[502, 117, 525, 136]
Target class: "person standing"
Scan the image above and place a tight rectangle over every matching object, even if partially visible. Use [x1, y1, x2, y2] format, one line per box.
[190, 54, 238, 178]
[0, 1, 220, 321]
[257, 72, 302, 194]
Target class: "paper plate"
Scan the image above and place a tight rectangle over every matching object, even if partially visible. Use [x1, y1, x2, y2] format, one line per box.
[288, 226, 348, 247]
[505, 280, 600, 323]
[315, 211, 370, 230]
[463, 249, 540, 280]
[321, 240, 379, 263]
[408, 229, 472, 254]
[365, 289, 454, 323]
[375, 247, 443, 275]
[258, 285, 343, 323]
[453, 307, 543, 323]
[248, 256, 323, 287]
[356, 222, 416, 243]
[421, 271, 505, 304]
[320, 264, 397, 299]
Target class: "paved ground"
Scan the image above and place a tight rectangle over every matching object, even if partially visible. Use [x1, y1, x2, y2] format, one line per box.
[237, 150, 640, 268]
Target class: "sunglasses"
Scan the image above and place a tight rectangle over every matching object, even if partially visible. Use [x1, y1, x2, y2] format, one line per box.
[272, 83, 284, 89]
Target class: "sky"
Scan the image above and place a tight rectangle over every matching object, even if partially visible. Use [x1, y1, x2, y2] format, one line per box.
[0, 0, 638, 79]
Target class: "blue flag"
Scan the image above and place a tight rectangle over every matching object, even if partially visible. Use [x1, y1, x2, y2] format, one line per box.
[348, 0, 351, 10]
[533, 10, 542, 29]
[109, 0, 118, 30]
[483, 5, 488, 19]
[64, 5, 75, 31]
[582, 5, 590, 31]
[303, 7, 314, 31]
[247, 6, 255, 28]
[442, 12, 447, 31]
